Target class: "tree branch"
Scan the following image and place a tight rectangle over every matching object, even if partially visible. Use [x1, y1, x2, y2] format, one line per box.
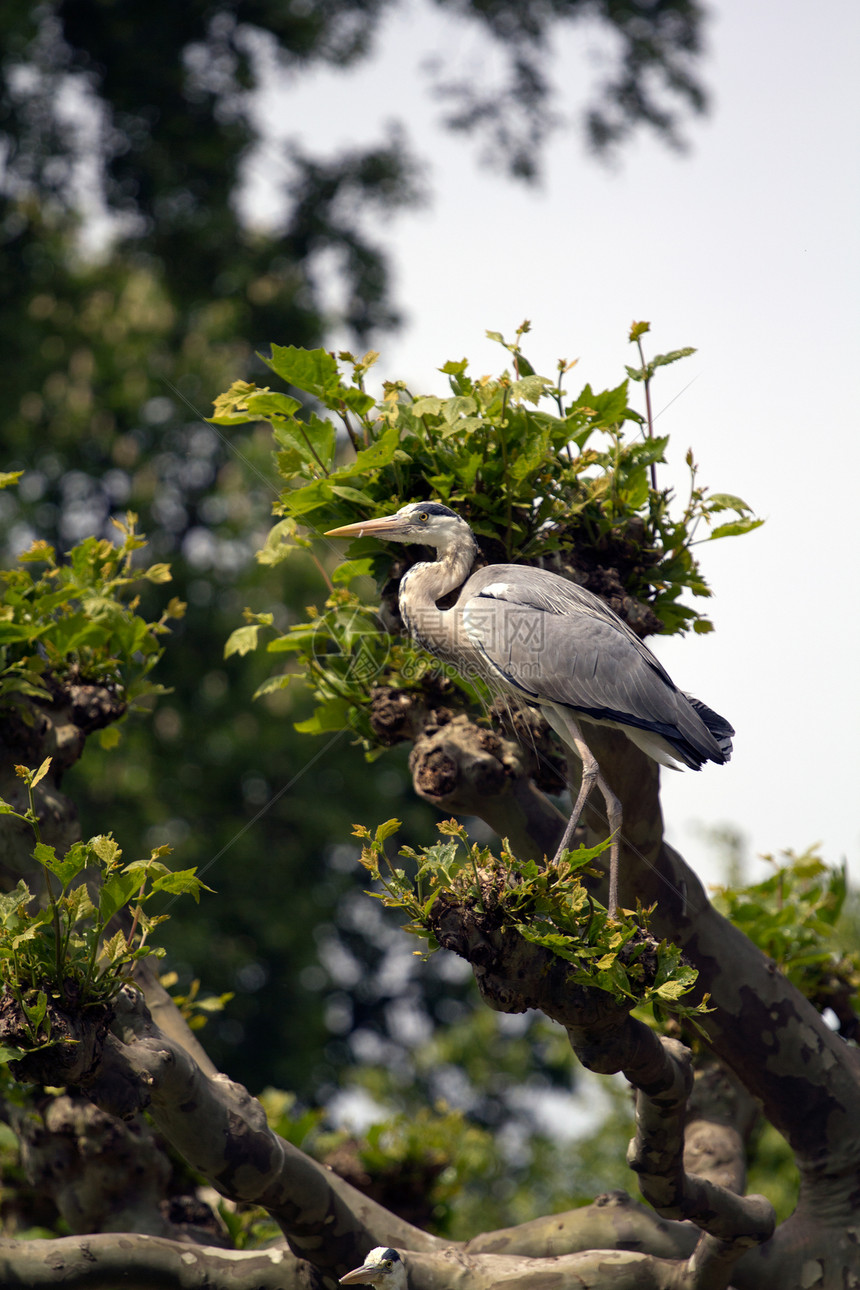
[0, 1233, 310, 1290]
[81, 988, 446, 1276]
[466, 1190, 698, 1260]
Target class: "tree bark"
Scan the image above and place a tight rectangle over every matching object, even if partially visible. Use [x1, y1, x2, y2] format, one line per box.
[403, 712, 860, 1288]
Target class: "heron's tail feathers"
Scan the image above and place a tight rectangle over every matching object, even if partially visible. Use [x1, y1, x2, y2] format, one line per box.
[685, 695, 734, 762]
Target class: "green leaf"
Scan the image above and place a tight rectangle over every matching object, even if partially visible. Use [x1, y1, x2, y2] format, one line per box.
[329, 485, 377, 506]
[0, 622, 49, 644]
[63, 884, 96, 925]
[91, 835, 122, 867]
[294, 698, 352, 734]
[264, 346, 341, 399]
[0, 1044, 28, 1063]
[280, 479, 334, 517]
[411, 396, 444, 418]
[30, 757, 52, 789]
[654, 979, 694, 1001]
[331, 557, 376, 586]
[510, 375, 554, 403]
[35, 840, 90, 888]
[224, 624, 262, 659]
[244, 391, 303, 421]
[122, 858, 170, 879]
[33, 842, 57, 869]
[11, 918, 51, 950]
[440, 395, 477, 424]
[99, 871, 143, 924]
[144, 563, 172, 584]
[252, 675, 290, 701]
[707, 492, 754, 513]
[708, 518, 764, 540]
[101, 927, 129, 964]
[332, 424, 405, 479]
[273, 414, 337, 473]
[0, 471, 24, 490]
[255, 518, 299, 567]
[23, 991, 48, 1029]
[341, 387, 376, 416]
[151, 869, 210, 902]
[0, 881, 33, 925]
[375, 819, 402, 844]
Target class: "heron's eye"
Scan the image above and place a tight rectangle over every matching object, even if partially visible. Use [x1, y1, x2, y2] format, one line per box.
[418, 512, 428, 522]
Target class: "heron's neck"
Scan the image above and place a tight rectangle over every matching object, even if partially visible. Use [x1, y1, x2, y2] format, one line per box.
[398, 538, 476, 658]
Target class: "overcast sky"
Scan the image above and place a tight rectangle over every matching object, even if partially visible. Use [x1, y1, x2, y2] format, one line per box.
[254, 0, 860, 890]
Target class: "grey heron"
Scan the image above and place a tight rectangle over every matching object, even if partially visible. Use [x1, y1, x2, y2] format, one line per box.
[340, 1248, 407, 1290]
[326, 502, 733, 917]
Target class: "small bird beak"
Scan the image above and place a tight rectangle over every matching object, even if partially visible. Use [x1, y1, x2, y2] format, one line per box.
[325, 514, 403, 540]
[339, 1265, 384, 1286]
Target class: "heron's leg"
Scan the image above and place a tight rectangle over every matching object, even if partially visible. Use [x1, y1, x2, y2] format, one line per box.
[550, 712, 622, 919]
[595, 770, 622, 919]
[552, 746, 599, 862]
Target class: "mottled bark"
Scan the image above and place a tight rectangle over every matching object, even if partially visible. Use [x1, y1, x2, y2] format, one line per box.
[10, 1094, 173, 1237]
[465, 1191, 698, 1260]
[426, 885, 774, 1288]
[0, 1233, 311, 1289]
[406, 713, 860, 1289]
[83, 989, 447, 1273]
[408, 712, 566, 859]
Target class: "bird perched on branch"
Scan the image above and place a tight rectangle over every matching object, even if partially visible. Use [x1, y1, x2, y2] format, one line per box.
[327, 502, 733, 917]
[340, 1248, 407, 1290]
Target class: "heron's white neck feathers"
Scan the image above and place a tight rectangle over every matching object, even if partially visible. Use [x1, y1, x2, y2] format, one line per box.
[397, 532, 477, 659]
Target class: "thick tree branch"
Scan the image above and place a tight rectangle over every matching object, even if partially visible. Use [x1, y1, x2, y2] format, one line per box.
[82, 988, 446, 1275]
[625, 1039, 774, 1247]
[0, 1233, 309, 1289]
[410, 712, 860, 1181]
[409, 716, 565, 859]
[428, 889, 774, 1280]
[683, 1064, 758, 1195]
[406, 712, 860, 1286]
[466, 1191, 698, 1260]
[582, 729, 860, 1176]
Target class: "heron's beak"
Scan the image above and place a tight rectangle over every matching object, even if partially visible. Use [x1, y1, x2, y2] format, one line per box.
[339, 1265, 384, 1287]
[325, 514, 403, 540]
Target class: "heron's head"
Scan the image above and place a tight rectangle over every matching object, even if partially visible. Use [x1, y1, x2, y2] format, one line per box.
[326, 502, 472, 553]
[339, 1248, 407, 1290]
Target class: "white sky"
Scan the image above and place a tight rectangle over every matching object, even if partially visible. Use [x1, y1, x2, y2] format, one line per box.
[252, 0, 860, 890]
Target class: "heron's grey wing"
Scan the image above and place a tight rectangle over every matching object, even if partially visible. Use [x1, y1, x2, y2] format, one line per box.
[459, 567, 730, 767]
[461, 564, 674, 673]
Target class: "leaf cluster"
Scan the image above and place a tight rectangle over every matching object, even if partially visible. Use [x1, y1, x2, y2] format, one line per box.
[353, 818, 708, 1024]
[712, 850, 860, 1022]
[213, 324, 760, 745]
[158, 972, 235, 1033]
[0, 759, 209, 1064]
[0, 500, 185, 714]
